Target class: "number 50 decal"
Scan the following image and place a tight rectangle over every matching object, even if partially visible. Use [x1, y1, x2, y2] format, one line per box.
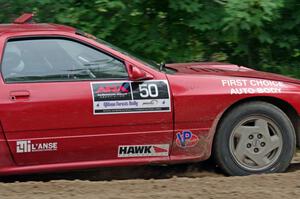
[139, 84, 159, 98]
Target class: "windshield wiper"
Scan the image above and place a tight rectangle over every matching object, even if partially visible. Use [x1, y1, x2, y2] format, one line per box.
[159, 61, 166, 71]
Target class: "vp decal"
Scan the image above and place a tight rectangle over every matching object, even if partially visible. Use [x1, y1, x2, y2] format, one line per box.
[118, 144, 169, 157]
[91, 80, 171, 114]
[176, 130, 199, 148]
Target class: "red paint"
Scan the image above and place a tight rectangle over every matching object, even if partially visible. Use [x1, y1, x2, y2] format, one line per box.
[0, 19, 300, 175]
[13, 13, 34, 24]
[153, 146, 168, 153]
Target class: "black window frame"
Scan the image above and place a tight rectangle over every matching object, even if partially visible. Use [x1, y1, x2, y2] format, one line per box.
[0, 36, 129, 84]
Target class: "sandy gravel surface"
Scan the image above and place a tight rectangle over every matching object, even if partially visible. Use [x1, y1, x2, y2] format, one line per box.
[0, 152, 299, 199]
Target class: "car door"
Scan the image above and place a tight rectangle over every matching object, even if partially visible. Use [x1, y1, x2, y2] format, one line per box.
[0, 37, 173, 166]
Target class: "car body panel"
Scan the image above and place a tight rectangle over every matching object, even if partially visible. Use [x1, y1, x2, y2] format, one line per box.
[0, 80, 173, 166]
[167, 73, 300, 162]
[166, 62, 300, 85]
[0, 22, 299, 175]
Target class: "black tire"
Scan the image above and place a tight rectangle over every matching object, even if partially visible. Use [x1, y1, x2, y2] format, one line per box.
[213, 101, 296, 176]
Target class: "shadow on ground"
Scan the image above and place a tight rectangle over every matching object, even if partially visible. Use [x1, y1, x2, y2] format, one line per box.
[0, 161, 224, 183]
[1, 161, 300, 183]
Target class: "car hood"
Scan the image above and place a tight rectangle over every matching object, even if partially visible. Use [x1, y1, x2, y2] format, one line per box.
[166, 62, 300, 84]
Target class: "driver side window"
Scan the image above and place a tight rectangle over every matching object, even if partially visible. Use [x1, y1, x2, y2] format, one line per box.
[1, 38, 128, 83]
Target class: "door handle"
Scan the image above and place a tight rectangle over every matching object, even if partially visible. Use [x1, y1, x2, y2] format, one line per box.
[9, 90, 30, 101]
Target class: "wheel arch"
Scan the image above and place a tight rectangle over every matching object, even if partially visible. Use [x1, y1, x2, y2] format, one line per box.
[214, 96, 300, 147]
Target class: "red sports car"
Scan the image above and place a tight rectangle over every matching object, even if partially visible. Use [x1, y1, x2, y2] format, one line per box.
[0, 14, 299, 176]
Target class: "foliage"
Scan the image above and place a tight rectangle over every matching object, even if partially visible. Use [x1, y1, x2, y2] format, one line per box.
[0, 0, 299, 78]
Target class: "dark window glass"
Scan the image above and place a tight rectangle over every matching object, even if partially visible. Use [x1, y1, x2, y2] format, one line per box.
[1, 38, 128, 83]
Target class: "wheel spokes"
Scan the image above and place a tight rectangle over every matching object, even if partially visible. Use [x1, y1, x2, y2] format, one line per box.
[262, 135, 281, 156]
[245, 151, 271, 167]
[255, 119, 270, 137]
[234, 126, 259, 138]
[230, 116, 283, 170]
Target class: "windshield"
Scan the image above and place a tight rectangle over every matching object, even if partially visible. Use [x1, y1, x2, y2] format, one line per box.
[76, 30, 161, 71]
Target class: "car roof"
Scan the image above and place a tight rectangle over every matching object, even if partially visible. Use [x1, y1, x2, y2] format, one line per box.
[0, 23, 76, 35]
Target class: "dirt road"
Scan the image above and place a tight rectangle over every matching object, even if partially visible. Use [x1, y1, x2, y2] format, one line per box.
[0, 153, 300, 199]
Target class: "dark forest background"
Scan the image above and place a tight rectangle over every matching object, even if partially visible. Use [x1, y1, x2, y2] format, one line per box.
[1, 0, 300, 78]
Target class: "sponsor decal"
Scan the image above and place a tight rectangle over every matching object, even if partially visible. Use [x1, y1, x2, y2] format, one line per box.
[16, 140, 58, 153]
[91, 80, 171, 114]
[221, 79, 284, 95]
[95, 83, 130, 94]
[176, 130, 199, 148]
[118, 144, 169, 157]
